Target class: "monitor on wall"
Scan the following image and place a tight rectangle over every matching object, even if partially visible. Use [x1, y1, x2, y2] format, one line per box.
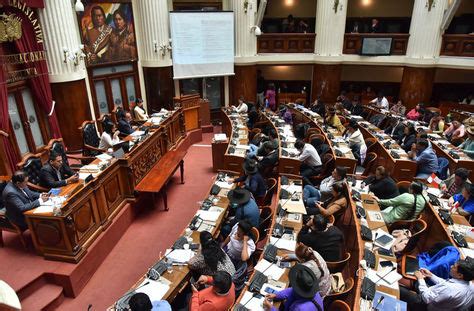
[360, 38, 393, 56]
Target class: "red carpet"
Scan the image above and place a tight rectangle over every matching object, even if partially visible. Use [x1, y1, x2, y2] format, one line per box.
[0, 131, 216, 310]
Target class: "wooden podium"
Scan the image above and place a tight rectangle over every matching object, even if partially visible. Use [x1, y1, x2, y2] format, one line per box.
[174, 94, 211, 132]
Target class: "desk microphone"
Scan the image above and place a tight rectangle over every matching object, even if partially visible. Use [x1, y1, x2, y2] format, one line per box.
[373, 295, 385, 311]
[372, 232, 379, 251]
[373, 266, 397, 285]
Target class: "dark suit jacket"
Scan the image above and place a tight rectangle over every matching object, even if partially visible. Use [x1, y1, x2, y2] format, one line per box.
[2, 183, 40, 230]
[258, 150, 279, 170]
[40, 163, 75, 189]
[365, 176, 400, 200]
[399, 134, 416, 153]
[118, 119, 134, 135]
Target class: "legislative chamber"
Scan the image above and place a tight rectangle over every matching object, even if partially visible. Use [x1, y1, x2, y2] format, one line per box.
[1, 0, 474, 310]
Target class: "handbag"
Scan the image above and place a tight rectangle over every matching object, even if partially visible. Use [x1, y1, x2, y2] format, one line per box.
[391, 229, 412, 254]
[331, 272, 345, 294]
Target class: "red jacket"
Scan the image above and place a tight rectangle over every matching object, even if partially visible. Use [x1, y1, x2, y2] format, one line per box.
[189, 277, 235, 311]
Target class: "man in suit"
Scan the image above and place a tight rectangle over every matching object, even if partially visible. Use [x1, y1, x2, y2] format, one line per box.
[40, 152, 78, 189]
[2, 171, 49, 230]
[117, 111, 136, 135]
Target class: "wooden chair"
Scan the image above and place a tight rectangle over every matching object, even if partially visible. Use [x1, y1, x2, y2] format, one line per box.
[365, 138, 377, 153]
[44, 138, 86, 171]
[251, 227, 260, 244]
[79, 120, 105, 158]
[97, 113, 113, 134]
[17, 153, 48, 192]
[258, 206, 273, 243]
[361, 152, 378, 176]
[328, 300, 351, 311]
[325, 277, 354, 302]
[401, 254, 419, 281]
[326, 252, 351, 274]
[327, 214, 335, 225]
[389, 219, 427, 255]
[426, 107, 441, 115]
[263, 178, 277, 206]
[397, 180, 411, 194]
[309, 153, 335, 185]
[309, 134, 326, 145]
[306, 128, 322, 141]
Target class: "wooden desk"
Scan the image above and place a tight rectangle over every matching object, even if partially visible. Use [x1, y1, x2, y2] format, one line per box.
[24, 109, 186, 263]
[430, 137, 474, 182]
[135, 150, 186, 211]
[222, 109, 249, 173]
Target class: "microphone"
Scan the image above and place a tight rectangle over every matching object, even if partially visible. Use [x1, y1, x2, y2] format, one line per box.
[373, 266, 396, 285]
[372, 232, 379, 251]
[373, 295, 385, 310]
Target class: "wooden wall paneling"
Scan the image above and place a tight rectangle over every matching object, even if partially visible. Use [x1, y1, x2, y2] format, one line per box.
[50, 79, 92, 151]
[399, 67, 435, 109]
[231, 65, 257, 105]
[143, 66, 175, 112]
[311, 64, 342, 103]
[257, 34, 316, 53]
[441, 35, 474, 57]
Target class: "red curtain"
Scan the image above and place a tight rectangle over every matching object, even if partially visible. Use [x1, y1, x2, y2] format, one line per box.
[0, 0, 44, 8]
[3, 6, 62, 138]
[0, 68, 19, 171]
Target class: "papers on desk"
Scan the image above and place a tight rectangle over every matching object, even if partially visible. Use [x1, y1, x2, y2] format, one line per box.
[80, 164, 100, 174]
[461, 247, 474, 258]
[372, 292, 407, 311]
[281, 199, 306, 214]
[131, 131, 145, 137]
[281, 184, 302, 194]
[236, 144, 250, 151]
[426, 187, 441, 197]
[165, 249, 194, 264]
[334, 146, 352, 154]
[254, 259, 286, 280]
[215, 181, 233, 189]
[196, 210, 222, 222]
[136, 279, 170, 302]
[282, 147, 298, 157]
[367, 210, 385, 223]
[34, 204, 55, 214]
[332, 137, 346, 143]
[270, 236, 297, 251]
[240, 291, 265, 311]
[96, 153, 112, 161]
[366, 267, 401, 290]
[150, 116, 163, 124]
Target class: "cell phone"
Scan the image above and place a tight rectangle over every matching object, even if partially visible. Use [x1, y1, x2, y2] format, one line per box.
[278, 261, 291, 268]
[264, 287, 278, 294]
[379, 260, 393, 268]
[363, 199, 375, 204]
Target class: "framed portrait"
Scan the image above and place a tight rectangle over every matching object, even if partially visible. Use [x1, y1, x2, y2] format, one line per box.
[79, 2, 137, 66]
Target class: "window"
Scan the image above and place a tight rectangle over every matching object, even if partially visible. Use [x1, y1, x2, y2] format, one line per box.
[7, 86, 49, 157]
[89, 63, 141, 118]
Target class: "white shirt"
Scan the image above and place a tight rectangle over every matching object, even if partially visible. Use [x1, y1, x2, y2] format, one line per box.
[226, 224, 255, 261]
[298, 144, 322, 167]
[235, 102, 248, 114]
[418, 274, 474, 311]
[134, 105, 148, 121]
[99, 131, 120, 149]
[370, 97, 389, 109]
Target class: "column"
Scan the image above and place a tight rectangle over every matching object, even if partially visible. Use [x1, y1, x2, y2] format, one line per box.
[399, 67, 435, 109]
[134, 0, 175, 111]
[314, 0, 348, 56]
[38, 0, 92, 150]
[311, 64, 342, 103]
[230, 66, 257, 105]
[230, 0, 258, 59]
[406, 0, 448, 59]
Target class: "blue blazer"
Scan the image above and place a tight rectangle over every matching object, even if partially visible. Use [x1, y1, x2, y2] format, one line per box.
[118, 119, 134, 135]
[2, 183, 40, 230]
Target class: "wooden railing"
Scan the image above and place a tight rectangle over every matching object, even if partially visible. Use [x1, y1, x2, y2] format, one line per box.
[440, 34, 474, 57]
[257, 33, 316, 53]
[343, 33, 410, 55]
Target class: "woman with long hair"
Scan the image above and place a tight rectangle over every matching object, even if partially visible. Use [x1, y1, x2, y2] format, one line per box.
[377, 181, 426, 224]
[188, 231, 235, 277]
[306, 182, 349, 219]
[107, 9, 137, 61]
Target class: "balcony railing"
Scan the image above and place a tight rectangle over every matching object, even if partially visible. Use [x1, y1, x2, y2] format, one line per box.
[257, 33, 316, 53]
[343, 33, 410, 55]
[440, 34, 474, 57]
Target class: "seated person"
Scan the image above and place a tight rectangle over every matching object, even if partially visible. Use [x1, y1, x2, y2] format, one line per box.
[190, 271, 235, 311]
[279, 106, 293, 124]
[376, 181, 427, 224]
[117, 110, 136, 135]
[40, 152, 78, 189]
[429, 114, 445, 134]
[128, 292, 171, 311]
[227, 188, 259, 229]
[256, 129, 279, 157]
[385, 118, 406, 142]
[338, 91, 353, 111]
[390, 99, 406, 115]
[223, 220, 256, 267]
[409, 139, 438, 179]
[247, 104, 259, 129]
[133, 98, 149, 121]
[310, 97, 326, 116]
[351, 95, 364, 116]
[282, 243, 331, 298]
[406, 103, 424, 121]
[99, 121, 120, 150]
[325, 106, 345, 133]
[2, 170, 49, 230]
[306, 182, 348, 218]
[232, 96, 248, 114]
[444, 120, 465, 143]
[344, 120, 367, 163]
[256, 141, 279, 174]
[303, 166, 347, 204]
[400, 258, 474, 310]
[188, 231, 235, 277]
[457, 126, 474, 159]
[233, 159, 267, 204]
[398, 124, 417, 153]
[263, 264, 324, 311]
[440, 167, 470, 198]
[297, 214, 344, 262]
[295, 139, 322, 185]
[449, 183, 474, 217]
[370, 92, 389, 110]
[363, 166, 399, 200]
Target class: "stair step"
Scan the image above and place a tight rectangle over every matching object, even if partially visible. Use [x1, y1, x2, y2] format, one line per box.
[20, 283, 63, 311]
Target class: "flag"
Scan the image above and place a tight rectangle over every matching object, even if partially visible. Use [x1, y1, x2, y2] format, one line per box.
[427, 173, 442, 188]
